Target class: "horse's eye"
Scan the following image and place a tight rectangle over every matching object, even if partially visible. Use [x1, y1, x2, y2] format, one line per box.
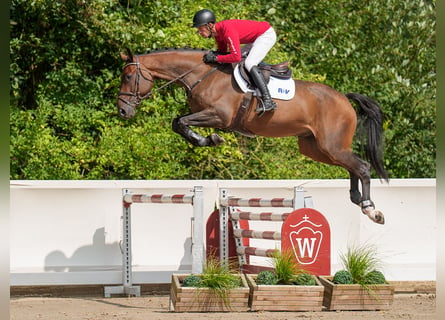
[125, 74, 132, 82]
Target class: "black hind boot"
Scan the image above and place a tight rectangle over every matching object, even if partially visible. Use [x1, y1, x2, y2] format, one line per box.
[249, 65, 277, 113]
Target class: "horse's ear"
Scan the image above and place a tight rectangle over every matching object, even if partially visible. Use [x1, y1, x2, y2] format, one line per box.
[126, 47, 134, 61]
[120, 47, 134, 62]
[120, 51, 128, 61]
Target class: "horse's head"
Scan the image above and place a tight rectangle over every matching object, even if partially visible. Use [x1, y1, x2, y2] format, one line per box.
[117, 48, 155, 119]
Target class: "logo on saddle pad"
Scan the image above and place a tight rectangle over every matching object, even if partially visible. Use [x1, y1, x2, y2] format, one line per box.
[234, 64, 295, 100]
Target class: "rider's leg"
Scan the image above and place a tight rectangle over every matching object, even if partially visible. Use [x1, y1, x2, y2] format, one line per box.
[245, 27, 277, 112]
[249, 66, 277, 112]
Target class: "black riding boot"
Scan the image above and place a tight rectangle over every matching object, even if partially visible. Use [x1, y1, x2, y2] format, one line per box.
[249, 65, 277, 113]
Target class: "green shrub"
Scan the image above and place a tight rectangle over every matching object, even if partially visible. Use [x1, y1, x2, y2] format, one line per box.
[182, 275, 203, 287]
[333, 270, 353, 284]
[338, 243, 389, 296]
[364, 270, 386, 285]
[340, 244, 383, 285]
[272, 250, 303, 285]
[200, 257, 241, 290]
[294, 272, 316, 286]
[256, 271, 277, 285]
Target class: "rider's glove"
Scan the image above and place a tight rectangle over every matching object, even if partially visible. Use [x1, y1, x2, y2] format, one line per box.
[203, 51, 218, 64]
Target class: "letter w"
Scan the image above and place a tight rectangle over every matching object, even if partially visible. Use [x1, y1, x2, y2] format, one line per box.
[295, 238, 317, 258]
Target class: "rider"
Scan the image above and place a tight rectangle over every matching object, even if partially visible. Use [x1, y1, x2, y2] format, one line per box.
[192, 9, 277, 113]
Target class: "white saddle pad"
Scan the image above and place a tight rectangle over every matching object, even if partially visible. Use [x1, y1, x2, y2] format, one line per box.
[233, 64, 295, 100]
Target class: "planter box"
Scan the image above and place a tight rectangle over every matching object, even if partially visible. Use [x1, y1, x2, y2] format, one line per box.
[169, 274, 250, 312]
[318, 276, 394, 311]
[246, 274, 324, 312]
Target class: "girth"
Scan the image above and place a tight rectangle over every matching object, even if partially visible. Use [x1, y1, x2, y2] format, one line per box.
[228, 92, 256, 138]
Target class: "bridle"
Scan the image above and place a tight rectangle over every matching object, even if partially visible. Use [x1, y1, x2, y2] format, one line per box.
[118, 55, 215, 109]
[118, 56, 155, 109]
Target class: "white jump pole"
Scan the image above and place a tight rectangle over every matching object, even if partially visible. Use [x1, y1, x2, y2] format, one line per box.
[104, 186, 204, 297]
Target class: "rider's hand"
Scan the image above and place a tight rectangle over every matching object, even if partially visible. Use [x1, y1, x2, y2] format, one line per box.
[203, 51, 218, 64]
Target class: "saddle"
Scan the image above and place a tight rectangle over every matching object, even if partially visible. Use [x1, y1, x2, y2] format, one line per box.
[237, 45, 292, 89]
[236, 60, 292, 91]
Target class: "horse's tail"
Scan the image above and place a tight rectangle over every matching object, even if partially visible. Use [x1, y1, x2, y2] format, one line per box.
[346, 93, 389, 182]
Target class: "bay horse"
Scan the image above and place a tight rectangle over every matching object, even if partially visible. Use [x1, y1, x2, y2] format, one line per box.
[117, 47, 389, 224]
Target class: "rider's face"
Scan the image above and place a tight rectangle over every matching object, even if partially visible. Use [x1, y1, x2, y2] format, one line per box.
[196, 24, 213, 38]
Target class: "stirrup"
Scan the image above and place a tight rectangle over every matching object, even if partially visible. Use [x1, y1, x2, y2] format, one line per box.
[255, 99, 277, 115]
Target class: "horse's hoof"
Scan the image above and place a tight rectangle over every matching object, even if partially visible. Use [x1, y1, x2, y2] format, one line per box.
[362, 207, 385, 225]
[209, 133, 225, 146]
[372, 210, 385, 224]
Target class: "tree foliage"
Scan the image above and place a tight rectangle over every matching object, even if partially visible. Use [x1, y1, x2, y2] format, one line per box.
[10, 0, 435, 179]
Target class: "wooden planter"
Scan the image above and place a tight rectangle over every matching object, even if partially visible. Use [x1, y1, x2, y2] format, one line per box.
[169, 274, 250, 312]
[318, 276, 394, 311]
[246, 274, 324, 312]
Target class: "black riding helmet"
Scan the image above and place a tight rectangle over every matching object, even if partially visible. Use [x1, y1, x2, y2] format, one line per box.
[192, 9, 216, 27]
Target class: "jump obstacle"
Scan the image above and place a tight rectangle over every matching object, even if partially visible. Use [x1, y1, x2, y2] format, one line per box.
[104, 186, 204, 297]
[104, 185, 316, 297]
[219, 186, 313, 272]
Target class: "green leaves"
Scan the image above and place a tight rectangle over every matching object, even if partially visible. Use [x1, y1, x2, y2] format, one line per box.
[10, 0, 435, 179]
[340, 243, 383, 286]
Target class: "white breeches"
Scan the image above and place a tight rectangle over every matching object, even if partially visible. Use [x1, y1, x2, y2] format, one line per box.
[244, 27, 277, 71]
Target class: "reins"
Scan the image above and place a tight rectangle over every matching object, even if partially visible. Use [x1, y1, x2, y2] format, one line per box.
[118, 55, 212, 108]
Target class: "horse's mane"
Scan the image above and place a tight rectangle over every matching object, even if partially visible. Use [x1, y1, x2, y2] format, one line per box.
[142, 47, 208, 55]
[138, 46, 232, 74]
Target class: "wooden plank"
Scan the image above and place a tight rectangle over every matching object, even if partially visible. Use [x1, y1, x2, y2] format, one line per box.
[252, 296, 322, 302]
[246, 274, 324, 311]
[9, 281, 435, 298]
[173, 302, 249, 311]
[251, 299, 323, 306]
[252, 305, 322, 311]
[389, 280, 436, 293]
[319, 276, 394, 311]
[253, 284, 322, 291]
[174, 305, 247, 312]
[329, 291, 394, 298]
[253, 293, 323, 301]
[328, 305, 391, 311]
[330, 297, 394, 304]
[175, 292, 249, 299]
[252, 290, 322, 297]
[174, 302, 248, 307]
[170, 274, 249, 312]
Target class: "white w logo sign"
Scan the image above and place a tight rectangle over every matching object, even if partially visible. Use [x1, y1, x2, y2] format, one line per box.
[282, 209, 331, 275]
[295, 237, 317, 258]
[289, 228, 323, 265]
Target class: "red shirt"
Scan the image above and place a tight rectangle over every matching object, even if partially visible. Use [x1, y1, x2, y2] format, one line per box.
[214, 20, 271, 64]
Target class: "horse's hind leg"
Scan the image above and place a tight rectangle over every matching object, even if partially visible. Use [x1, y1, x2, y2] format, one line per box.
[298, 136, 363, 205]
[172, 109, 226, 147]
[349, 173, 362, 205]
[326, 150, 384, 224]
[298, 135, 384, 224]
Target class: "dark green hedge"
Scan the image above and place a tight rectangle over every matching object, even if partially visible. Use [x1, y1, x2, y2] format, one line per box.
[10, 0, 435, 179]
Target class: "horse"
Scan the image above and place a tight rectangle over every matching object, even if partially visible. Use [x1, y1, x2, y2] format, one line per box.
[117, 47, 389, 224]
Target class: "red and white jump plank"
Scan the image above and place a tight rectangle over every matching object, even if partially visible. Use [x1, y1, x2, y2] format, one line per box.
[233, 228, 281, 240]
[230, 211, 290, 221]
[221, 197, 294, 208]
[236, 246, 278, 257]
[123, 194, 194, 205]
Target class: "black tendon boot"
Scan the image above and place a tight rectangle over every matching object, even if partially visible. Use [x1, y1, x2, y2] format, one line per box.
[249, 65, 277, 113]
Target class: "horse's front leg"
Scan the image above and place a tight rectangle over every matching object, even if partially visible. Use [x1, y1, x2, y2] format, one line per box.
[172, 109, 226, 147]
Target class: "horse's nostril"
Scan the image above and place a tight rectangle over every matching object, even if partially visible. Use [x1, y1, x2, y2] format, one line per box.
[119, 108, 126, 117]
